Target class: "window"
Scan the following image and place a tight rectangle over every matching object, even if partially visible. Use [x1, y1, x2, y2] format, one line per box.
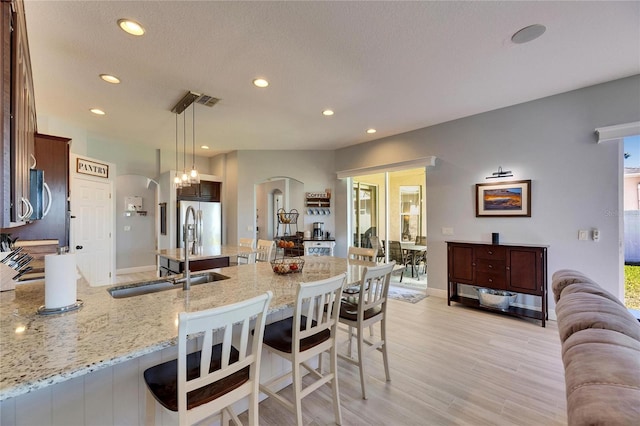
[400, 186, 421, 241]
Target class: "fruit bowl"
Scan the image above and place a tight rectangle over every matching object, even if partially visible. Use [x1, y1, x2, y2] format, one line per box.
[270, 258, 305, 275]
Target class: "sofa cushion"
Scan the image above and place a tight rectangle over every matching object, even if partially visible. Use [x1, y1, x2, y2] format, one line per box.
[562, 329, 640, 426]
[567, 385, 640, 426]
[556, 292, 640, 342]
[560, 281, 626, 308]
[552, 269, 598, 303]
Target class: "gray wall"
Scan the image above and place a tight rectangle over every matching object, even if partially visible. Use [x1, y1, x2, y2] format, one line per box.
[335, 75, 640, 309]
[222, 150, 338, 249]
[115, 175, 157, 270]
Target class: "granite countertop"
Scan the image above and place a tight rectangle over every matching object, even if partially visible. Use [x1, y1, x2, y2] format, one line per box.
[157, 245, 255, 262]
[0, 256, 369, 401]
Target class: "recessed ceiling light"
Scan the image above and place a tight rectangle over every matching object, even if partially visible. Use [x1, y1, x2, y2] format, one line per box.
[366, 128, 377, 134]
[118, 19, 145, 36]
[511, 24, 546, 44]
[200, 145, 210, 150]
[253, 78, 269, 88]
[90, 108, 106, 116]
[99, 74, 120, 84]
[322, 109, 334, 116]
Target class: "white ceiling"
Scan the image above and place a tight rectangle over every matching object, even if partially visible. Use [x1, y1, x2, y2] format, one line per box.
[23, 1, 640, 158]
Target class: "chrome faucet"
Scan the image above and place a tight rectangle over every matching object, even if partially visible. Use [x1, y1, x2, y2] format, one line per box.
[182, 205, 198, 290]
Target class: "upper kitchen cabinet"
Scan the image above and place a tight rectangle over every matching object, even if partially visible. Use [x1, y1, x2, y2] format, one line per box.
[1, 0, 37, 227]
[177, 180, 220, 202]
[8, 134, 71, 246]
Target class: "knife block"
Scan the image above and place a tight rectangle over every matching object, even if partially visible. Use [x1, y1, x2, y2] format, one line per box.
[0, 261, 17, 292]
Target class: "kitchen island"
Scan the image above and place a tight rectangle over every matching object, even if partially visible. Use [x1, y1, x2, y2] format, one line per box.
[0, 256, 372, 425]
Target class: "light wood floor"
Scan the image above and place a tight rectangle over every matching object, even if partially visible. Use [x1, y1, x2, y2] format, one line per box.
[116, 271, 567, 425]
[243, 297, 567, 426]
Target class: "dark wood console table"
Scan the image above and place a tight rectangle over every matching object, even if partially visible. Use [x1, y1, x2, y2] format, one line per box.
[447, 241, 548, 327]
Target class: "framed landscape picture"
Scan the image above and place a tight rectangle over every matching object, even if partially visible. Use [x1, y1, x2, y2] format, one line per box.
[476, 180, 531, 217]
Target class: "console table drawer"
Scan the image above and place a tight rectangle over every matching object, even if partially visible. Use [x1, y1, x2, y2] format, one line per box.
[476, 271, 507, 289]
[475, 246, 506, 260]
[476, 259, 505, 273]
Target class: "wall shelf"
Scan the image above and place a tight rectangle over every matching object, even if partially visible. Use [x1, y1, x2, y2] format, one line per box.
[305, 192, 331, 208]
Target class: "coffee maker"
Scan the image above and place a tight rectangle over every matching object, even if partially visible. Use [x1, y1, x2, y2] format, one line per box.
[313, 222, 324, 240]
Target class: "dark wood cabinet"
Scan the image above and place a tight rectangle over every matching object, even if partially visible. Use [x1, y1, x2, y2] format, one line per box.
[6, 133, 70, 246]
[158, 255, 229, 276]
[177, 180, 220, 202]
[1, 0, 37, 227]
[447, 241, 548, 327]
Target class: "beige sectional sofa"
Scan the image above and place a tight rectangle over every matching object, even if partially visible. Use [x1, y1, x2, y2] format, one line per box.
[552, 270, 640, 426]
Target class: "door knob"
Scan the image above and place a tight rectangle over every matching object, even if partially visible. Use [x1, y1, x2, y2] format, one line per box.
[76, 245, 83, 250]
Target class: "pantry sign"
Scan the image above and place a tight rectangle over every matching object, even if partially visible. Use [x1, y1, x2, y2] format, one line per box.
[77, 158, 109, 178]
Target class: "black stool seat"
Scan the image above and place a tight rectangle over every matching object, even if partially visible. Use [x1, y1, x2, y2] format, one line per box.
[263, 316, 330, 353]
[339, 299, 382, 322]
[144, 344, 249, 411]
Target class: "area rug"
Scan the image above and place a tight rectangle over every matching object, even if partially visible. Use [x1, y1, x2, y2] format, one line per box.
[387, 285, 428, 304]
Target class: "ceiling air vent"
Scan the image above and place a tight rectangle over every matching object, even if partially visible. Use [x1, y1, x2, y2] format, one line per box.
[196, 95, 220, 108]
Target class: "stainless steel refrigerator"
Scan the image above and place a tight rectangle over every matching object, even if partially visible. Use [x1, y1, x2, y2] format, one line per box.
[177, 200, 222, 248]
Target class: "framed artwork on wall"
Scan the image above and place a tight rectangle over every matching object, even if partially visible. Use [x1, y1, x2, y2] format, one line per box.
[476, 180, 531, 217]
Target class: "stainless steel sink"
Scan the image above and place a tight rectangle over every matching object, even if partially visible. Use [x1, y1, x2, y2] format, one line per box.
[107, 272, 230, 299]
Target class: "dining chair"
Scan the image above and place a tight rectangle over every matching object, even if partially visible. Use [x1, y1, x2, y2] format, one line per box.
[387, 240, 409, 282]
[348, 246, 377, 262]
[370, 236, 385, 262]
[237, 238, 256, 264]
[412, 236, 427, 275]
[338, 262, 395, 399]
[259, 273, 346, 426]
[143, 291, 273, 426]
[256, 239, 275, 262]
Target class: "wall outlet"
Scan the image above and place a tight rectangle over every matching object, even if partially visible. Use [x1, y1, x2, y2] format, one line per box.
[578, 230, 588, 240]
[592, 228, 600, 242]
[442, 227, 454, 235]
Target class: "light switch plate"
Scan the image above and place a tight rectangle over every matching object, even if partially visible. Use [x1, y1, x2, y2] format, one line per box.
[578, 230, 588, 240]
[442, 227, 454, 235]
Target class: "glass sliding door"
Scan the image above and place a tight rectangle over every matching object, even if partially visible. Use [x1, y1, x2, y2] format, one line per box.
[348, 167, 425, 256]
[400, 185, 422, 242]
[352, 181, 379, 247]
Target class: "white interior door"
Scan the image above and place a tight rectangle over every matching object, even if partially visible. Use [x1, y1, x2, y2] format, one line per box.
[71, 176, 113, 286]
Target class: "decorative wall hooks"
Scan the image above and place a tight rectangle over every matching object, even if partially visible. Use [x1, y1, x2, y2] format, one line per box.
[486, 166, 513, 179]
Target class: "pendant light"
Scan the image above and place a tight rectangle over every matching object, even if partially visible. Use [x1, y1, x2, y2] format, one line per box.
[189, 103, 200, 184]
[181, 111, 191, 187]
[173, 113, 182, 189]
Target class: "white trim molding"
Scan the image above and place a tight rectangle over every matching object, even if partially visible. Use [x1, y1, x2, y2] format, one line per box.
[595, 121, 640, 143]
[336, 156, 437, 179]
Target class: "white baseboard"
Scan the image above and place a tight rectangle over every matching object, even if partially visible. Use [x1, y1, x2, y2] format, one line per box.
[427, 288, 447, 299]
[116, 265, 156, 275]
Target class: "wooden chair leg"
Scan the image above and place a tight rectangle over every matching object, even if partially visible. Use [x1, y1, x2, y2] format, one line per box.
[248, 390, 259, 426]
[357, 326, 367, 399]
[381, 317, 391, 382]
[293, 363, 304, 426]
[330, 346, 343, 425]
